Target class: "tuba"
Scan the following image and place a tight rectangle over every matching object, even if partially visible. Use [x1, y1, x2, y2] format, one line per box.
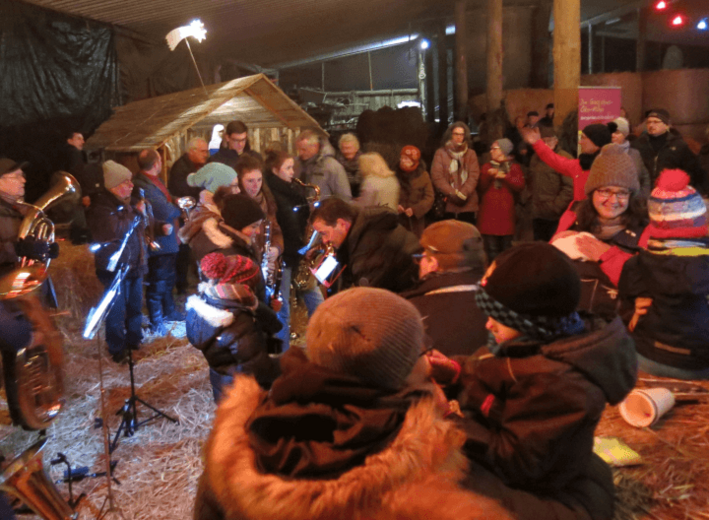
[0, 439, 77, 520]
[2, 171, 80, 430]
[291, 178, 321, 291]
[17, 171, 81, 268]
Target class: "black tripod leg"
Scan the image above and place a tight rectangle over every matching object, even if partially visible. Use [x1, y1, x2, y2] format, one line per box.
[133, 397, 179, 428]
[109, 399, 135, 453]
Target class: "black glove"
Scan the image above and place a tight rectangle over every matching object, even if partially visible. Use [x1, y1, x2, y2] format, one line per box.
[14, 237, 58, 260]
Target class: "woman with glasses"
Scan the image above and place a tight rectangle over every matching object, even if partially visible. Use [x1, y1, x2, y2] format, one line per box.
[430, 122, 480, 225]
[550, 144, 649, 320]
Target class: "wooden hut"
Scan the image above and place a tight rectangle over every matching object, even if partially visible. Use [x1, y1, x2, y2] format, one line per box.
[85, 73, 323, 180]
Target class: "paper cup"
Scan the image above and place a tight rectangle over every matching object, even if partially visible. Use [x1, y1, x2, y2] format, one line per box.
[619, 388, 675, 428]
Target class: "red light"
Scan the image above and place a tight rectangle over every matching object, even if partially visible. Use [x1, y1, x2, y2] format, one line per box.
[655, 0, 668, 10]
[671, 14, 686, 26]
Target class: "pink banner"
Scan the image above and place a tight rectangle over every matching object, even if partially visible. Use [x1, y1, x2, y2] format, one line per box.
[578, 87, 622, 130]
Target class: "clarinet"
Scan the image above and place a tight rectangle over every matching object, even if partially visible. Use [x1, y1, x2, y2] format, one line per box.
[261, 220, 282, 306]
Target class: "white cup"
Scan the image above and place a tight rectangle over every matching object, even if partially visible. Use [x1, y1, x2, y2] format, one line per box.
[619, 388, 675, 428]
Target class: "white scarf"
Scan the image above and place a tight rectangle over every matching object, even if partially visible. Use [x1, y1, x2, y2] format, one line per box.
[446, 142, 469, 187]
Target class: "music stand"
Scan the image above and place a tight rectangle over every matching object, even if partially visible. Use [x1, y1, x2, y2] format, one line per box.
[84, 262, 179, 455]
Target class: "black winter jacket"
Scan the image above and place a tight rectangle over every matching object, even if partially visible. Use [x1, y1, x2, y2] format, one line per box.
[264, 172, 309, 267]
[336, 207, 419, 293]
[401, 269, 487, 357]
[631, 131, 707, 194]
[87, 190, 148, 277]
[186, 292, 280, 387]
[619, 244, 709, 370]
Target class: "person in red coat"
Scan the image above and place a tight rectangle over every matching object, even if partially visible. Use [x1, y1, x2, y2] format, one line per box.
[477, 139, 525, 261]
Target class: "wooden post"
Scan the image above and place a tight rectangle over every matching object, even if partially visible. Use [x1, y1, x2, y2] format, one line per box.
[454, 0, 468, 122]
[437, 24, 450, 127]
[636, 7, 647, 72]
[486, 0, 503, 115]
[553, 0, 581, 126]
[587, 25, 593, 74]
[530, 0, 553, 88]
[425, 35, 436, 124]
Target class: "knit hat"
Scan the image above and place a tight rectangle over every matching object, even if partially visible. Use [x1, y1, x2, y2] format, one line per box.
[221, 193, 265, 231]
[419, 220, 484, 270]
[481, 242, 581, 319]
[187, 162, 237, 194]
[582, 123, 612, 149]
[647, 169, 708, 239]
[400, 145, 421, 172]
[0, 158, 27, 177]
[646, 109, 670, 125]
[199, 252, 260, 301]
[493, 138, 514, 157]
[306, 287, 424, 391]
[584, 143, 640, 196]
[609, 117, 630, 137]
[102, 160, 132, 190]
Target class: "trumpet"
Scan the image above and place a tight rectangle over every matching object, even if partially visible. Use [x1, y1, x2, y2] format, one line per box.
[177, 196, 196, 220]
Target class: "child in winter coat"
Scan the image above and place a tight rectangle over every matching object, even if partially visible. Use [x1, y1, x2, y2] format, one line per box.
[476, 139, 525, 261]
[620, 169, 709, 380]
[186, 252, 281, 402]
[428, 242, 637, 520]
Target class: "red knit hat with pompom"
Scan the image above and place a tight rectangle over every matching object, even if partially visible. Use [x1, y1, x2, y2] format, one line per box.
[647, 169, 708, 239]
[200, 252, 259, 287]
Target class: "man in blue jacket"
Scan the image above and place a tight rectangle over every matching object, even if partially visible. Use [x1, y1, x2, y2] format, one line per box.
[133, 149, 182, 336]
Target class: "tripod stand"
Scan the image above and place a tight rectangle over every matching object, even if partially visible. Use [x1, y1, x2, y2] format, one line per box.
[109, 349, 178, 453]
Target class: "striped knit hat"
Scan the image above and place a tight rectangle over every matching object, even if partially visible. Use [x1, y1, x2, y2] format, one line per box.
[200, 252, 260, 301]
[647, 169, 708, 239]
[306, 287, 424, 391]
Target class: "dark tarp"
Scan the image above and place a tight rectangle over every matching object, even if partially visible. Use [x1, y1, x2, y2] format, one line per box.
[0, 0, 119, 202]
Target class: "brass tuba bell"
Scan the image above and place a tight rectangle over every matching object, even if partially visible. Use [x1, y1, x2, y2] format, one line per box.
[17, 171, 81, 268]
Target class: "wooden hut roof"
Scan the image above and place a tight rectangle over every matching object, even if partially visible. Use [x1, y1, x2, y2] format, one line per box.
[86, 73, 321, 152]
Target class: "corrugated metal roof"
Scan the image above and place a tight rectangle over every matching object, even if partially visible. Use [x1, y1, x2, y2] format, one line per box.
[86, 73, 321, 151]
[18, 0, 444, 67]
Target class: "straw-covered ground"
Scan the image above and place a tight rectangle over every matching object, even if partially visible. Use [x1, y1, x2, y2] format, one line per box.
[1, 242, 708, 519]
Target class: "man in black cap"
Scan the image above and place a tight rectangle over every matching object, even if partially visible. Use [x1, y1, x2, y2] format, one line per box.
[539, 103, 554, 127]
[632, 108, 707, 194]
[0, 158, 58, 274]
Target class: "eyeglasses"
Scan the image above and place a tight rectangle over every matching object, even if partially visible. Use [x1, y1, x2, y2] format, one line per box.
[595, 188, 630, 201]
[452, 132, 466, 137]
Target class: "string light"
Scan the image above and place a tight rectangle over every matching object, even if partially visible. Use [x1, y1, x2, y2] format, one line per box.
[698, 18, 708, 31]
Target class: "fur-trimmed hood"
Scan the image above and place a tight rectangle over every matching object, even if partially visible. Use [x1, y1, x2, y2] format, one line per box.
[199, 376, 475, 520]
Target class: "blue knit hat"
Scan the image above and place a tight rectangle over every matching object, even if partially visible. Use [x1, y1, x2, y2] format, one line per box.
[187, 163, 237, 193]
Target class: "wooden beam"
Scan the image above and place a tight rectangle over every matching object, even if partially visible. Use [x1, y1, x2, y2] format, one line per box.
[437, 24, 449, 127]
[486, 0, 503, 114]
[455, 0, 469, 121]
[553, 0, 581, 126]
[636, 6, 647, 72]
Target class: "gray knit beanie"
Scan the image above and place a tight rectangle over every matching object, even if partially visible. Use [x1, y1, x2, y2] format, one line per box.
[494, 138, 514, 157]
[306, 287, 424, 391]
[584, 143, 639, 196]
[103, 160, 133, 190]
[187, 162, 237, 194]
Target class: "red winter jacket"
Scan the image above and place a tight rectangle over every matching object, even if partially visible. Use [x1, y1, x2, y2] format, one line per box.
[532, 141, 587, 202]
[477, 162, 525, 236]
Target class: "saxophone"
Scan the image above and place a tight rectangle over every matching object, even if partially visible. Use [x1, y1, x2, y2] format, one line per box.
[261, 220, 282, 307]
[292, 178, 321, 291]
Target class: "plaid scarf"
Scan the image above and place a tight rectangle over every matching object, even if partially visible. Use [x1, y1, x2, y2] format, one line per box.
[475, 285, 585, 348]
